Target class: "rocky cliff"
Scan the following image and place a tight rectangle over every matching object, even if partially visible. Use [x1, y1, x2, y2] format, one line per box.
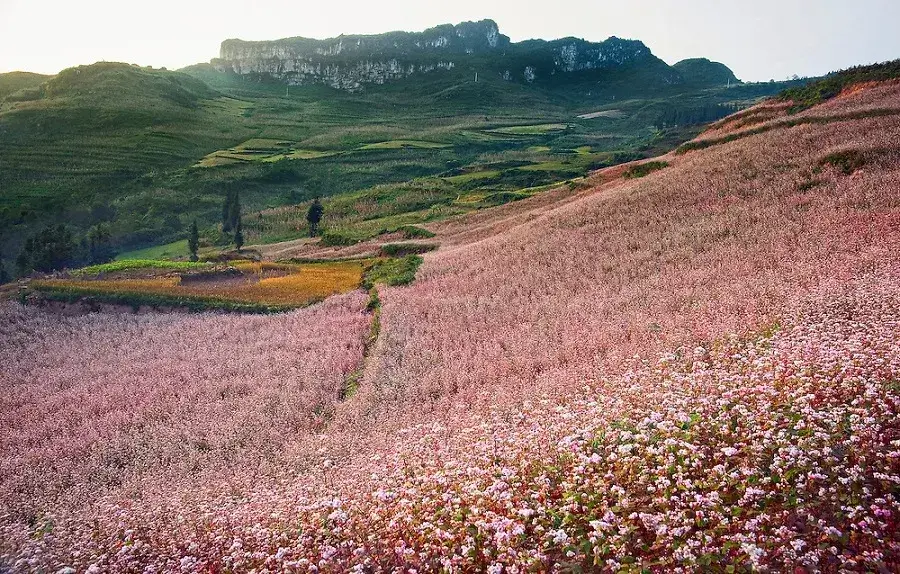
[212, 20, 735, 91]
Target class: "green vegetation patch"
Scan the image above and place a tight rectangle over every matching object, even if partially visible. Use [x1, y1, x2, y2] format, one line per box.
[380, 243, 438, 257]
[623, 161, 670, 179]
[31, 284, 290, 314]
[115, 240, 191, 261]
[779, 59, 900, 111]
[398, 225, 436, 239]
[361, 255, 424, 288]
[488, 123, 569, 135]
[73, 259, 211, 276]
[276, 149, 340, 161]
[443, 170, 502, 184]
[820, 150, 868, 175]
[233, 138, 291, 152]
[359, 140, 451, 150]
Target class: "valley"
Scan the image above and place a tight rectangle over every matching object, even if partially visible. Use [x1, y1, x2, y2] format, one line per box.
[0, 24, 797, 273]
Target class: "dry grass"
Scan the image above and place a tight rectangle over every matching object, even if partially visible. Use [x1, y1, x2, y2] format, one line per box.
[33, 261, 365, 308]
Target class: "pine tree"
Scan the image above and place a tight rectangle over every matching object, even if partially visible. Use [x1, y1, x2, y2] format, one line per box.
[86, 223, 115, 264]
[188, 220, 200, 262]
[0, 252, 9, 285]
[306, 197, 324, 236]
[222, 190, 234, 232]
[234, 217, 244, 251]
[229, 191, 242, 232]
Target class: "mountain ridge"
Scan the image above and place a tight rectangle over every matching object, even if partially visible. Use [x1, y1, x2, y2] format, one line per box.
[213, 19, 738, 91]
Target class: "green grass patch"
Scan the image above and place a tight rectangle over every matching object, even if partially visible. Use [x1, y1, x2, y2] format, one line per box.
[116, 240, 191, 261]
[73, 259, 211, 276]
[359, 140, 451, 150]
[820, 150, 867, 175]
[489, 123, 569, 135]
[398, 225, 436, 239]
[276, 149, 340, 161]
[623, 161, 670, 179]
[518, 161, 574, 172]
[361, 255, 424, 288]
[443, 170, 502, 184]
[30, 284, 293, 314]
[380, 243, 438, 257]
[233, 138, 291, 152]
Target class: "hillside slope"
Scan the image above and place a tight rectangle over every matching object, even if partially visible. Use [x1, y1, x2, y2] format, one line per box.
[1, 56, 792, 274]
[2, 78, 899, 571]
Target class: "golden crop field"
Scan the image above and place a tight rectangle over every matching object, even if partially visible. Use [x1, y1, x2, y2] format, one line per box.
[33, 261, 366, 308]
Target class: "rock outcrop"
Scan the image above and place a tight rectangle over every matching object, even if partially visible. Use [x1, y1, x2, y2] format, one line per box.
[212, 20, 735, 92]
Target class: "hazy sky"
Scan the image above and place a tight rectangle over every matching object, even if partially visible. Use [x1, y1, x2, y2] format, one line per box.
[1, 0, 898, 81]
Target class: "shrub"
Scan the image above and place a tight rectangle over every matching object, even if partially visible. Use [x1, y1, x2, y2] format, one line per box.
[361, 255, 424, 288]
[398, 225, 436, 239]
[623, 161, 669, 179]
[320, 232, 362, 247]
[380, 243, 438, 257]
[820, 150, 868, 175]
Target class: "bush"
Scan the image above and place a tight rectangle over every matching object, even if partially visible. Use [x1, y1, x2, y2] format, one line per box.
[398, 225, 436, 239]
[820, 150, 868, 175]
[361, 256, 424, 288]
[320, 232, 362, 247]
[380, 243, 438, 257]
[623, 161, 670, 179]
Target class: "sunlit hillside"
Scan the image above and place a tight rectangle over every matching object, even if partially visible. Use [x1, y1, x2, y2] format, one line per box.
[2, 71, 899, 572]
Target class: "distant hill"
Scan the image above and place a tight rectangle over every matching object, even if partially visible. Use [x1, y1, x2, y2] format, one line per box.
[0, 71, 49, 100]
[673, 58, 739, 85]
[41, 62, 217, 104]
[213, 20, 738, 92]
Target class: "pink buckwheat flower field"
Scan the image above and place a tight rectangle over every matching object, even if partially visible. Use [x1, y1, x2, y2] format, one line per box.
[2, 80, 900, 572]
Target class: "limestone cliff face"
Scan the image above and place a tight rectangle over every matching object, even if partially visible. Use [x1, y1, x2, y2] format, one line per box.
[212, 20, 678, 91]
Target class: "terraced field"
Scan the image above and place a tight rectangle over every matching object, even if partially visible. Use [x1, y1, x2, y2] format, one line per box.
[31, 260, 368, 312]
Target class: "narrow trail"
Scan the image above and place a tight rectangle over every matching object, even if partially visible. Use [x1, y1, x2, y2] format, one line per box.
[338, 287, 382, 402]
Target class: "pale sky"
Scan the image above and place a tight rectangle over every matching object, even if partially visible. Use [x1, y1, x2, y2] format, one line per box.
[1, 0, 898, 82]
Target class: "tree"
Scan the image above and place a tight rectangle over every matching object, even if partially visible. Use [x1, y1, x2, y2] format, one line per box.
[188, 220, 200, 262]
[16, 225, 76, 275]
[234, 217, 244, 251]
[222, 190, 235, 232]
[86, 223, 115, 265]
[0, 253, 9, 285]
[306, 198, 324, 236]
[228, 191, 242, 232]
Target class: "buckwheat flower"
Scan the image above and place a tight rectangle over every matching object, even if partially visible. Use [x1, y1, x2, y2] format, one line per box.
[550, 529, 569, 545]
[742, 543, 764, 565]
